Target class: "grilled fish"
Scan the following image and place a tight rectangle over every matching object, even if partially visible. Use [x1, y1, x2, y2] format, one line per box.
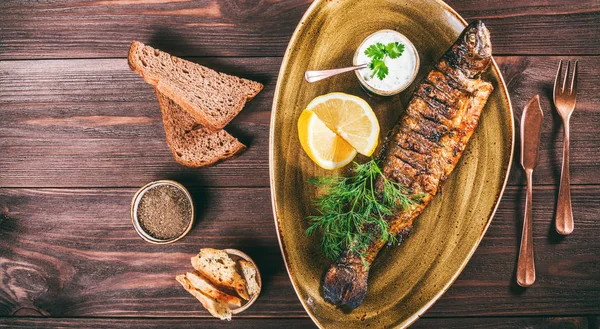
[322, 20, 494, 309]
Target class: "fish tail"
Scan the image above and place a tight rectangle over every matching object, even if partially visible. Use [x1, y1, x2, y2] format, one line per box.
[322, 251, 369, 310]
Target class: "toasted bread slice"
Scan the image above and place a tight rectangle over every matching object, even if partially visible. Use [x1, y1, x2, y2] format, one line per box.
[186, 271, 242, 307]
[129, 41, 263, 130]
[191, 248, 250, 300]
[156, 90, 246, 167]
[238, 259, 260, 297]
[176, 274, 231, 320]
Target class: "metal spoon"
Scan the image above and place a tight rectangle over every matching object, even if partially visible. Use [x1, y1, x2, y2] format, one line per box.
[304, 63, 368, 83]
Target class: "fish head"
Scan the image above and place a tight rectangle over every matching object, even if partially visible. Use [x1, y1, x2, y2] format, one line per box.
[453, 20, 493, 78]
[463, 20, 492, 59]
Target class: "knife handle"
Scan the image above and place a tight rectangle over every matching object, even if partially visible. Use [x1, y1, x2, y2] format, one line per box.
[556, 123, 574, 235]
[517, 169, 535, 287]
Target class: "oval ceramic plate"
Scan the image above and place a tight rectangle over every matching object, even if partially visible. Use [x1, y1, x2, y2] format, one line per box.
[269, 0, 514, 328]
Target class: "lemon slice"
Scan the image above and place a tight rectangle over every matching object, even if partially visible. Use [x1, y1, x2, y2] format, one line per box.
[306, 92, 379, 156]
[298, 110, 357, 170]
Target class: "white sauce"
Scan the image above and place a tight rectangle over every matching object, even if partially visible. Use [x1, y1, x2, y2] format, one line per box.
[356, 31, 417, 92]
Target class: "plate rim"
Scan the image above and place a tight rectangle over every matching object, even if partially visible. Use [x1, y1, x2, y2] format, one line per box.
[268, 1, 515, 327]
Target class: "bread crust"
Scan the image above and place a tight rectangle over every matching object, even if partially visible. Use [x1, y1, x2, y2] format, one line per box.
[155, 89, 246, 167]
[128, 41, 263, 130]
[238, 259, 260, 297]
[191, 248, 250, 300]
[186, 271, 242, 307]
[176, 274, 232, 320]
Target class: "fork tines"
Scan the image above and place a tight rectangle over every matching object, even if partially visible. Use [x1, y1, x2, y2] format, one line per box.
[554, 60, 579, 99]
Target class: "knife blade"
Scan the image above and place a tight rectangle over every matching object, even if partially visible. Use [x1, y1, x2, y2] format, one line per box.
[517, 94, 544, 287]
[521, 95, 544, 170]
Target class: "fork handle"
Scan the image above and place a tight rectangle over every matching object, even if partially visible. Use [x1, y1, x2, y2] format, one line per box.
[556, 122, 574, 235]
[517, 169, 535, 287]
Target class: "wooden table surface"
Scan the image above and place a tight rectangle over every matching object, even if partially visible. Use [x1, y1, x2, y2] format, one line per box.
[0, 1, 599, 328]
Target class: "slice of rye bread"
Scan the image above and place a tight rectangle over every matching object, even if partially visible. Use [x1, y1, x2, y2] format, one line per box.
[156, 90, 246, 167]
[129, 41, 263, 130]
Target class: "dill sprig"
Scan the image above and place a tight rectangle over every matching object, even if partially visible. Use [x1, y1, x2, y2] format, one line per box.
[305, 158, 416, 261]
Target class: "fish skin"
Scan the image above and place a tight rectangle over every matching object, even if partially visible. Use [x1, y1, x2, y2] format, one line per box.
[322, 20, 494, 309]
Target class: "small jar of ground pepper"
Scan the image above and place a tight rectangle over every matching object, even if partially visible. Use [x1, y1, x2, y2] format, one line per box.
[131, 180, 194, 244]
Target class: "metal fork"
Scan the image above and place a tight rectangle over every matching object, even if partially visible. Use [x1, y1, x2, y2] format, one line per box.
[553, 60, 578, 235]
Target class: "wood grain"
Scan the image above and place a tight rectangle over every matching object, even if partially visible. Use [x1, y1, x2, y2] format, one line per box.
[1, 0, 598, 326]
[500, 56, 600, 186]
[1, 56, 599, 188]
[0, 0, 598, 59]
[0, 57, 276, 188]
[0, 186, 598, 317]
[0, 187, 302, 317]
[430, 185, 600, 317]
[0, 316, 590, 329]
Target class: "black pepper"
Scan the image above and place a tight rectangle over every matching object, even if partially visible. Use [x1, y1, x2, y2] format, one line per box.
[137, 185, 191, 240]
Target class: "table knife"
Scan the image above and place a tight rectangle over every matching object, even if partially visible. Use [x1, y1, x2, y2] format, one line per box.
[517, 95, 544, 287]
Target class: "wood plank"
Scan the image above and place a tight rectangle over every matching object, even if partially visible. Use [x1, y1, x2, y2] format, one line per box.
[0, 57, 276, 188]
[428, 185, 600, 317]
[1, 56, 599, 187]
[450, 0, 600, 55]
[0, 0, 598, 59]
[0, 186, 599, 317]
[498, 56, 600, 186]
[0, 187, 303, 317]
[0, 316, 591, 328]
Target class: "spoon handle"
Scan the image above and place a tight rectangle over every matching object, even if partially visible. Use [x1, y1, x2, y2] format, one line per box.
[305, 63, 368, 83]
[517, 168, 535, 287]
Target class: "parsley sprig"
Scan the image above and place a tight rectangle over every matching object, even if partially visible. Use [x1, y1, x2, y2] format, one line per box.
[364, 42, 405, 80]
[305, 158, 418, 261]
